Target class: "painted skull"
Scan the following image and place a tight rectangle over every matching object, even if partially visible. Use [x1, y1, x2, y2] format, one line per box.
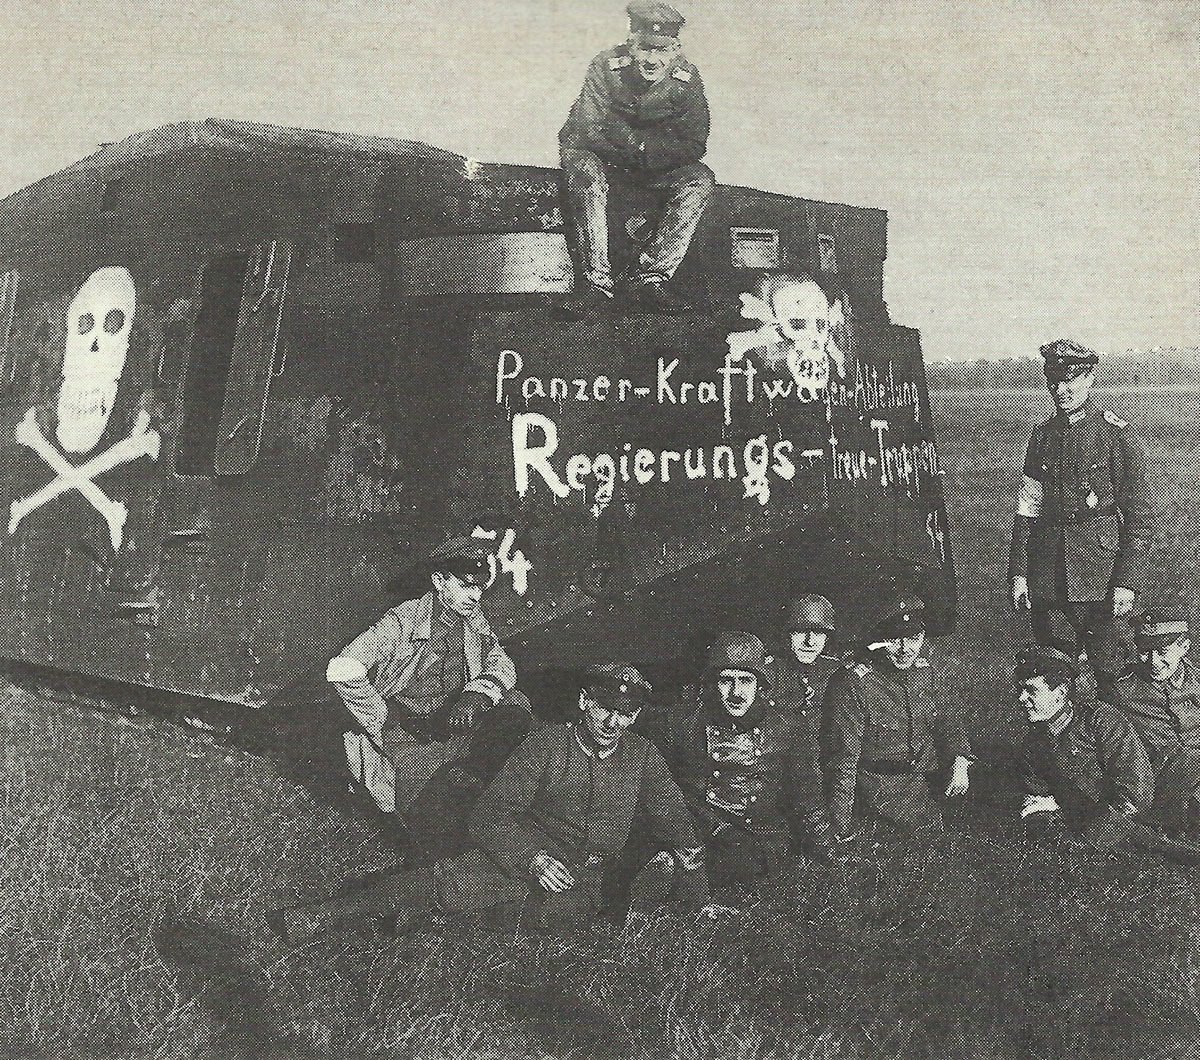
[57, 267, 135, 453]
[770, 279, 833, 399]
[772, 279, 831, 355]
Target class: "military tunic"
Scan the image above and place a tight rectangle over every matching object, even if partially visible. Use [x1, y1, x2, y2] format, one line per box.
[822, 655, 971, 836]
[1017, 701, 1155, 835]
[559, 44, 714, 289]
[670, 684, 810, 884]
[560, 44, 709, 173]
[329, 591, 527, 815]
[1109, 657, 1200, 830]
[426, 724, 698, 916]
[1009, 399, 1152, 679]
[771, 654, 841, 829]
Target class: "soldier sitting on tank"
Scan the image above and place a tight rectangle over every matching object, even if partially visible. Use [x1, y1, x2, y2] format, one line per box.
[822, 593, 973, 841]
[668, 632, 818, 888]
[1106, 608, 1200, 834]
[558, 0, 714, 315]
[269, 664, 707, 941]
[327, 537, 534, 852]
[771, 595, 843, 860]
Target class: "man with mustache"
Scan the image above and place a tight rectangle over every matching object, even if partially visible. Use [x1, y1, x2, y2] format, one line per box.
[672, 632, 812, 887]
[559, 0, 714, 315]
[270, 664, 705, 940]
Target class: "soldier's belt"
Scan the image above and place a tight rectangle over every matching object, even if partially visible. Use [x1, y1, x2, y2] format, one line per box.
[1037, 504, 1117, 527]
[858, 759, 921, 776]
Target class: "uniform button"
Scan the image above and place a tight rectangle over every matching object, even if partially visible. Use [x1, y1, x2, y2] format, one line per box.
[750, 795, 758, 802]
[745, 818, 753, 824]
[713, 770, 720, 778]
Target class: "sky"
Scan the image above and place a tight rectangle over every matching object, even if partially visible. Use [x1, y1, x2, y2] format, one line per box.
[0, 0, 1195, 361]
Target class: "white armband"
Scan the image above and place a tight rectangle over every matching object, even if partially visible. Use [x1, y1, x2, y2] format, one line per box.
[327, 656, 368, 683]
[1017, 476, 1044, 518]
[1021, 794, 1060, 817]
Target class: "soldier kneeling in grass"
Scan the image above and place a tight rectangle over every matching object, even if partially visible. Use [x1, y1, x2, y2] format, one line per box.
[1017, 642, 1200, 865]
[268, 664, 708, 941]
[669, 631, 822, 888]
[822, 592, 973, 843]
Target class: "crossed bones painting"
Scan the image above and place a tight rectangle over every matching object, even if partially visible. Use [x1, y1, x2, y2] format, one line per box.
[6, 266, 161, 552]
[726, 273, 853, 402]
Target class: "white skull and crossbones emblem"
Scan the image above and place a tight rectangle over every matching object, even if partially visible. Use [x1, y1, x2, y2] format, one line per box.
[8, 267, 160, 550]
[727, 276, 849, 401]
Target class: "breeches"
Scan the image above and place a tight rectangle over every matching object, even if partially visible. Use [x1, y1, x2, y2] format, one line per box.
[559, 147, 714, 286]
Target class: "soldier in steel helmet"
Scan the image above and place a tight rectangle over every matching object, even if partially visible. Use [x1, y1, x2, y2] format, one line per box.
[770, 595, 842, 859]
[559, 0, 714, 314]
[269, 663, 705, 941]
[822, 593, 973, 839]
[670, 631, 817, 887]
[1010, 339, 1153, 697]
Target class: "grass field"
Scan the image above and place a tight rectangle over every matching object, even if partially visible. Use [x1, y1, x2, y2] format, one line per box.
[2, 386, 1199, 1060]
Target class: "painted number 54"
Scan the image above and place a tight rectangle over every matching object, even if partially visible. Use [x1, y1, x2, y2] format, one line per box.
[471, 526, 532, 596]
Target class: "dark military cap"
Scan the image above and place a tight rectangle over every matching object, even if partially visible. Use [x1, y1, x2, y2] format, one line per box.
[1135, 609, 1190, 649]
[785, 594, 836, 633]
[706, 631, 771, 683]
[582, 663, 653, 712]
[1040, 338, 1099, 378]
[426, 536, 492, 585]
[868, 593, 926, 642]
[1014, 643, 1078, 686]
[627, 0, 685, 38]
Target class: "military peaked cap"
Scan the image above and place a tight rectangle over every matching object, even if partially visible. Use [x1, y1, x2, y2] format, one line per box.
[1040, 338, 1099, 371]
[583, 663, 653, 711]
[868, 592, 926, 641]
[1014, 643, 1078, 685]
[627, 0, 685, 38]
[1135, 608, 1190, 648]
[426, 536, 492, 583]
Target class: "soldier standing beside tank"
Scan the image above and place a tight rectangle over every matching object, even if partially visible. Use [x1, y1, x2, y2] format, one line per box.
[771, 595, 842, 859]
[559, 0, 714, 315]
[1010, 339, 1153, 697]
[822, 594, 973, 839]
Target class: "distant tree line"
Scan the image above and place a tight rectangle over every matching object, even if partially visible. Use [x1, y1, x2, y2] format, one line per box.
[927, 356, 1200, 391]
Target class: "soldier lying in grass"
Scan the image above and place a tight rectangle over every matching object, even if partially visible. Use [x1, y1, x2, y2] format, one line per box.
[268, 663, 707, 941]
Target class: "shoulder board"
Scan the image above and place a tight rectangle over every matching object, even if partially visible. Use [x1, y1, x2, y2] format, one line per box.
[671, 67, 693, 82]
[852, 663, 871, 677]
[914, 658, 930, 668]
[608, 55, 632, 70]
[1103, 410, 1129, 428]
